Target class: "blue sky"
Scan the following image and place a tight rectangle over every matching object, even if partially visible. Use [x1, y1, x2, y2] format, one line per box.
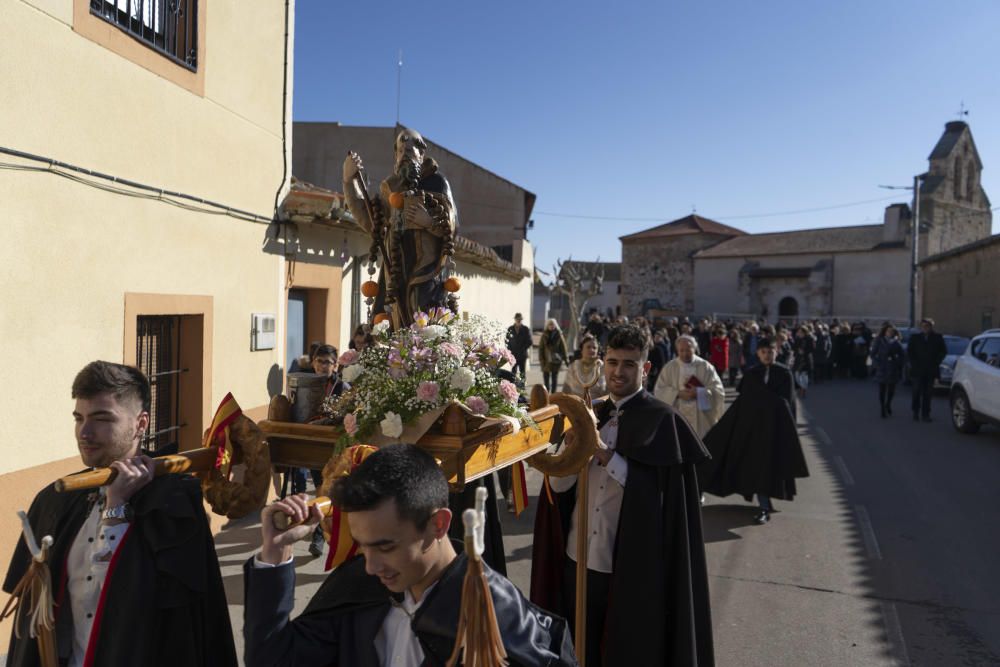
[292, 1, 1000, 272]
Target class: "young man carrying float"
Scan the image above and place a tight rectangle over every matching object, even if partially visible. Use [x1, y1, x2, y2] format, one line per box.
[531, 324, 715, 667]
[243, 444, 577, 667]
[3, 361, 237, 667]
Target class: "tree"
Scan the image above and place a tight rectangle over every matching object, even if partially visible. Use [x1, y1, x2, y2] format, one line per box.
[551, 258, 604, 351]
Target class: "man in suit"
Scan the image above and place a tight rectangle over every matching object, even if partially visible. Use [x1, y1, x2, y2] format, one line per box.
[907, 318, 947, 422]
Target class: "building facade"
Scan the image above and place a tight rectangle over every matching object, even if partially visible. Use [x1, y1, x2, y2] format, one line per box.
[0, 0, 294, 604]
[921, 235, 1000, 337]
[619, 122, 992, 324]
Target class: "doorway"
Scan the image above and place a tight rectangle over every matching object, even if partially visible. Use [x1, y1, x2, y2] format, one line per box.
[778, 296, 799, 319]
[287, 288, 308, 370]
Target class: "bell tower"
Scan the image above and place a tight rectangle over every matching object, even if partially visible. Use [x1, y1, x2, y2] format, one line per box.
[918, 121, 992, 258]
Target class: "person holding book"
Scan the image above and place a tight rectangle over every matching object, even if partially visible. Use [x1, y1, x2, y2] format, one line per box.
[653, 334, 725, 438]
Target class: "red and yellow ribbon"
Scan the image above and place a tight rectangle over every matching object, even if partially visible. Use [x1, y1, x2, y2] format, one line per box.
[205, 393, 242, 479]
[511, 461, 529, 517]
[324, 445, 378, 571]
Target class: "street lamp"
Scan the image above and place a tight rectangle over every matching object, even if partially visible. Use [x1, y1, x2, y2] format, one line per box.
[879, 174, 925, 327]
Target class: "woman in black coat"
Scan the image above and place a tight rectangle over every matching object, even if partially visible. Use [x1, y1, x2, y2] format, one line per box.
[870, 324, 904, 417]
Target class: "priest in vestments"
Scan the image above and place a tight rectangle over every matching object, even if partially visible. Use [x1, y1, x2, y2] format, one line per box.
[654, 334, 726, 438]
[531, 324, 714, 667]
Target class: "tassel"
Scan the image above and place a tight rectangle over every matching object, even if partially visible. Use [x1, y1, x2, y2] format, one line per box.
[0, 512, 58, 667]
[446, 488, 508, 667]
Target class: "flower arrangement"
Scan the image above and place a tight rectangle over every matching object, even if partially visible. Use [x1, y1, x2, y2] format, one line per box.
[323, 308, 530, 448]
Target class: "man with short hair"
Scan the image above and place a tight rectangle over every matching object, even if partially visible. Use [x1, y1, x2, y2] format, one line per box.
[505, 313, 533, 379]
[654, 334, 725, 438]
[531, 324, 714, 666]
[3, 361, 237, 667]
[244, 444, 576, 666]
[701, 337, 809, 525]
[907, 318, 946, 422]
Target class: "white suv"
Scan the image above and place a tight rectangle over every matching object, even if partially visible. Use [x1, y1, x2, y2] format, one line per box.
[950, 330, 1000, 433]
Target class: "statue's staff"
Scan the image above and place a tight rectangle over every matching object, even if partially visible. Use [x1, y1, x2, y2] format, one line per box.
[346, 152, 396, 324]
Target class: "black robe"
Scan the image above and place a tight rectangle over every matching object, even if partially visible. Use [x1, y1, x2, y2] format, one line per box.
[530, 390, 715, 666]
[3, 474, 237, 667]
[242, 541, 577, 667]
[447, 475, 507, 576]
[700, 363, 810, 502]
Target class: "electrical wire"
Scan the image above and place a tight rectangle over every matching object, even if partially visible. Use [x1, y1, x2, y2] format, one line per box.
[0, 147, 272, 224]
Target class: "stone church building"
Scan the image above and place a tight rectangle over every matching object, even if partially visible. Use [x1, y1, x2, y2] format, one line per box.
[620, 121, 992, 323]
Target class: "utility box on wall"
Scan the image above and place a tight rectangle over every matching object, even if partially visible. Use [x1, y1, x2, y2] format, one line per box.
[251, 313, 276, 351]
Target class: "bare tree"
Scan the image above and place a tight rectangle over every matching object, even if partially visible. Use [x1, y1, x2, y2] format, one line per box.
[551, 258, 605, 351]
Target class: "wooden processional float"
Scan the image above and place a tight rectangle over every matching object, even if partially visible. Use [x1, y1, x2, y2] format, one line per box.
[50, 384, 602, 665]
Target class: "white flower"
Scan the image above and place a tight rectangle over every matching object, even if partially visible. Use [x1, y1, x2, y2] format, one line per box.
[380, 411, 404, 439]
[373, 320, 391, 335]
[418, 325, 447, 341]
[342, 365, 363, 383]
[449, 367, 476, 392]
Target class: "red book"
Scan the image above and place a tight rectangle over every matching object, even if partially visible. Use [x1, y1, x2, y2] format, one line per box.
[685, 375, 704, 389]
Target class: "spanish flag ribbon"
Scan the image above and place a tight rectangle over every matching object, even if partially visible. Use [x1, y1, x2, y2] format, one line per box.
[511, 460, 529, 517]
[324, 445, 378, 571]
[205, 393, 242, 480]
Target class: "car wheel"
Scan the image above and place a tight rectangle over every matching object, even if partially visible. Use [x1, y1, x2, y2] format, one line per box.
[951, 389, 981, 434]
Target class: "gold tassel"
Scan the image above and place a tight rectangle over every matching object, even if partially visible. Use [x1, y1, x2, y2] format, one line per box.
[446, 488, 508, 667]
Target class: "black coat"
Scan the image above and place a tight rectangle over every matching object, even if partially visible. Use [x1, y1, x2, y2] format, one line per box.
[3, 474, 237, 667]
[530, 391, 715, 666]
[243, 544, 576, 667]
[907, 331, 947, 379]
[506, 324, 533, 359]
[700, 364, 809, 502]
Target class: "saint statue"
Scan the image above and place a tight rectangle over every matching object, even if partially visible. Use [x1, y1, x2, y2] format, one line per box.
[343, 128, 459, 327]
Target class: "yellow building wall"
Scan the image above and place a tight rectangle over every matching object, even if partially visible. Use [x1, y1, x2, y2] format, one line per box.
[0, 0, 295, 606]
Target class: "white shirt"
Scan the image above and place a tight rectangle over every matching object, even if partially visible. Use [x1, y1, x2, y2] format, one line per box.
[549, 388, 640, 573]
[253, 556, 434, 667]
[66, 490, 130, 667]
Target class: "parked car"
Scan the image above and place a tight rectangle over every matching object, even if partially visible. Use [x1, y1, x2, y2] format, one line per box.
[950, 330, 1000, 433]
[935, 335, 972, 387]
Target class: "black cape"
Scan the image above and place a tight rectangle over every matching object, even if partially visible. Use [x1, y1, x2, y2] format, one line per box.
[448, 475, 507, 576]
[242, 540, 577, 667]
[3, 473, 237, 667]
[530, 390, 715, 666]
[700, 363, 810, 501]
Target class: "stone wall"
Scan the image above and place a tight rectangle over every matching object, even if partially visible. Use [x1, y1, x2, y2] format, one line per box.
[921, 238, 1000, 337]
[621, 233, 730, 315]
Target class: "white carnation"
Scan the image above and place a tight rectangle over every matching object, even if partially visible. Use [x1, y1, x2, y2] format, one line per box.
[449, 367, 476, 392]
[379, 411, 404, 439]
[419, 324, 447, 341]
[373, 320, 391, 335]
[342, 365, 363, 383]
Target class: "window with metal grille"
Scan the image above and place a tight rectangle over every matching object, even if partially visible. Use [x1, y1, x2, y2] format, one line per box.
[90, 0, 198, 71]
[136, 316, 187, 452]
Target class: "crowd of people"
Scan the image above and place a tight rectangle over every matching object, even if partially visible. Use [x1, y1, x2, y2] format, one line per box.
[523, 311, 949, 422]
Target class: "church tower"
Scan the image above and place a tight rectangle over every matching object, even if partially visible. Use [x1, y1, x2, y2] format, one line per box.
[918, 121, 992, 258]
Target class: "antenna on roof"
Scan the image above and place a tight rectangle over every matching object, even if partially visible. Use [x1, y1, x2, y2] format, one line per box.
[957, 100, 969, 120]
[691, 204, 697, 214]
[396, 49, 403, 125]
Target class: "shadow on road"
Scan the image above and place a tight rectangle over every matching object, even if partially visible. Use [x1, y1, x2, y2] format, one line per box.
[701, 504, 757, 543]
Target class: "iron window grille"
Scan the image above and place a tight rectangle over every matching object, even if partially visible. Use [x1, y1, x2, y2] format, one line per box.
[90, 0, 198, 71]
[136, 316, 188, 453]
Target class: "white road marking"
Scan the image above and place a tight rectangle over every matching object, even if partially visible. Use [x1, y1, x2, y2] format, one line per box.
[881, 601, 912, 666]
[855, 505, 883, 560]
[815, 426, 832, 446]
[833, 456, 855, 486]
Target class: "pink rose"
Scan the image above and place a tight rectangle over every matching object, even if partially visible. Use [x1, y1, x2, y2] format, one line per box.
[499, 380, 519, 403]
[416, 381, 440, 403]
[466, 396, 488, 415]
[343, 412, 358, 436]
[338, 350, 359, 366]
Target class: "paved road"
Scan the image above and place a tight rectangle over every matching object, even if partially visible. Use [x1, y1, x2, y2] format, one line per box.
[219, 367, 1000, 666]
